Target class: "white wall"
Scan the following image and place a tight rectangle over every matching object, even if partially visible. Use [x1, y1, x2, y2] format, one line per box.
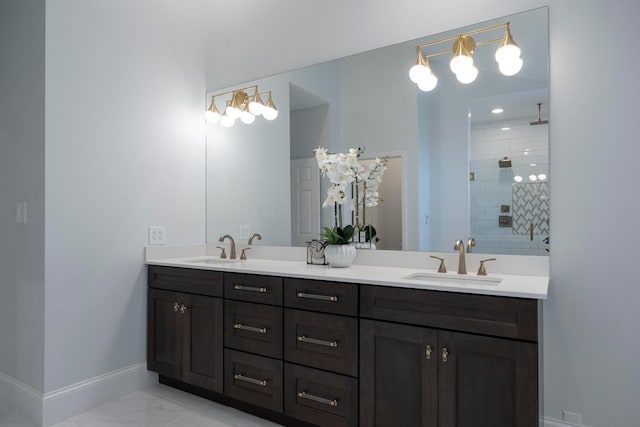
[45, 0, 207, 400]
[0, 0, 46, 396]
[206, 1, 640, 426]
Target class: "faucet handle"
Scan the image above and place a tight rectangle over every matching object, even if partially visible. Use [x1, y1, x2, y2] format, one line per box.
[429, 255, 447, 273]
[467, 237, 476, 253]
[216, 246, 227, 259]
[240, 247, 250, 260]
[477, 258, 496, 276]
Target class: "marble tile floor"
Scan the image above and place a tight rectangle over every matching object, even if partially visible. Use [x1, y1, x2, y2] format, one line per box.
[0, 384, 283, 427]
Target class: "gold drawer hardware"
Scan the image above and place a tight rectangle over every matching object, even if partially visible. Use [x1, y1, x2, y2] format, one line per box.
[297, 335, 338, 348]
[426, 345, 432, 360]
[234, 373, 267, 387]
[233, 323, 267, 334]
[179, 304, 187, 314]
[173, 302, 179, 313]
[234, 284, 267, 293]
[297, 391, 338, 407]
[442, 347, 449, 362]
[296, 292, 338, 302]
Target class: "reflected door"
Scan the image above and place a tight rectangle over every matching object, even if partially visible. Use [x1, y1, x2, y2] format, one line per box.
[291, 158, 320, 246]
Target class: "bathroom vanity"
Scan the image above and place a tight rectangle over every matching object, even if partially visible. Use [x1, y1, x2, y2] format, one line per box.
[146, 250, 547, 427]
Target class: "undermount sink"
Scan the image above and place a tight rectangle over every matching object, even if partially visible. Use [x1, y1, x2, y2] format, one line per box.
[180, 256, 238, 264]
[403, 272, 502, 286]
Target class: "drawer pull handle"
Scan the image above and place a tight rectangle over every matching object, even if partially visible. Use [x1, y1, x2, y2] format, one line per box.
[173, 302, 179, 313]
[297, 391, 338, 407]
[234, 373, 267, 387]
[442, 347, 449, 362]
[233, 323, 267, 334]
[296, 292, 338, 302]
[179, 304, 187, 314]
[297, 335, 338, 348]
[426, 345, 432, 360]
[234, 284, 267, 293]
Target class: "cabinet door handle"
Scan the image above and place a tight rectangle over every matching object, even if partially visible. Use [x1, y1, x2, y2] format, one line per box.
[296, 292, 338, 302]
[233, 284, 267, 293]
[234, 373, 267, 387]
[297, 391, 338, 407]
[442, 347, 449, 362]
[233, 323, 267, 334]
[173, 302, 179, 313]
[426, 345, 432, 360]
[297, 335, 338, 348]
[179, 304, 187, 314]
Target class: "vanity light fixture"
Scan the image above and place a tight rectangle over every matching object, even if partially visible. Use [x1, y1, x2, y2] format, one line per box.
[205, 85, 278, 126]
[410, 22, 523, 92]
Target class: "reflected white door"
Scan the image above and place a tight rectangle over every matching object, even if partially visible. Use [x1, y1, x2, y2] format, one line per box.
[290, 158, 320, 246]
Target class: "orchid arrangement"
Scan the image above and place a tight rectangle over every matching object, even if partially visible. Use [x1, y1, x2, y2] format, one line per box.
[314, 147, 388, 208]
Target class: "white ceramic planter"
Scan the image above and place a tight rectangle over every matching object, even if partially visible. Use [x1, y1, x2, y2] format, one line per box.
[324, 244, 356, 268]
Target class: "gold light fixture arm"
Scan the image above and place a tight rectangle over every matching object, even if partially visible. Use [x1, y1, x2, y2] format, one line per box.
[418, 22, 509, 50]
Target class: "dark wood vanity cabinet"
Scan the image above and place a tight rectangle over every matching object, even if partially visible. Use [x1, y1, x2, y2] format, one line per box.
[147, 267, 224, 393]
[359, 285, 539, 427]
[148, 266, 540, 427]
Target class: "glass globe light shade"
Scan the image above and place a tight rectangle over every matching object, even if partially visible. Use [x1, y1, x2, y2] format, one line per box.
[409, 63, 429, 84]
[450, 53, 473, 75]
[225, 105, 241, 120]
[537, 173, 547, 181]
[248, 100, 264, 116]
[220, 114, 235, 128]
[498, 56, 523, 76]
[529, 174, 538, 182]
[456, 65, 478, 84]
[417, 72, 438, 92]
[240, 110, 256, 124]
[205, 110, 220, 124]
[513, 175, 523, 183]
[495, 43, 521, 64]
[263, 106, 278, 121]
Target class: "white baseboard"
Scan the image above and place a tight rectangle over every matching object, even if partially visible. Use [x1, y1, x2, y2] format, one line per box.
[542, 417, 589, 427]
[0, 370, 43, 425]
[1, 363, 157, 427]
[42, 362, 157, 426]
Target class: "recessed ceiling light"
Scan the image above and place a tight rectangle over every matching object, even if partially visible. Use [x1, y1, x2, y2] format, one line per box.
[491, 108, 504, 114]
[529, 174, 538, 181]
[538, 173, 547, 180]
[514, 175, 523, 183]
[501, 127, 511, 131]
[529, 163, 537, 166]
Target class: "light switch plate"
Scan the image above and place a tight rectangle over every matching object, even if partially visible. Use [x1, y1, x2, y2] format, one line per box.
[16, 202, 27, 224]
[239, 224, 250, 240]
[149, 226, 167, 245]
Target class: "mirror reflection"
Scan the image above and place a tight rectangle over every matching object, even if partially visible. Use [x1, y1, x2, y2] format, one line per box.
[206, 7, 549, 255]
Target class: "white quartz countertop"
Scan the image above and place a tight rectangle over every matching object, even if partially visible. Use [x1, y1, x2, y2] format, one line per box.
[146, 255, 548, 300]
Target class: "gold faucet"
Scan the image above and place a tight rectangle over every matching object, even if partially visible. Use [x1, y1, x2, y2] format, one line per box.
[218, 234, 237, 259]
[454, 239, 467, 274]
[248, 233, 262, 245]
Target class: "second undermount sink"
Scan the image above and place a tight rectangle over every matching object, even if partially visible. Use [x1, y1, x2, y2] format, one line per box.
[180, 256, 238, 265]
[403, 272, 502, 286]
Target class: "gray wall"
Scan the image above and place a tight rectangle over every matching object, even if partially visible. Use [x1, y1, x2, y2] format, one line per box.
[0, 0, 46, 393]
[44, 0, 207, 393]
[206, 1, 640, 426]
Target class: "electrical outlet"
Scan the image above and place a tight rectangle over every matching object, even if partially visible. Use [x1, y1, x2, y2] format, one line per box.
[149, 226, 167, 245]
[239, 224, 250, 240]
[16, 202, 27, 224]
[563, 410, 582, 425]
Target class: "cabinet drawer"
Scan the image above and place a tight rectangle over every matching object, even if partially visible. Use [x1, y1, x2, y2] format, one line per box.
[284, 278, 358, 316]
[284, 309, 358, 376]
[148, 266, 223, 297]
[360, 285, 538, 341]
[224, 349, 283, 413]
[284, 363, 357, 427]
[225, 273, 283, 305]
[224, 300, 283, 359]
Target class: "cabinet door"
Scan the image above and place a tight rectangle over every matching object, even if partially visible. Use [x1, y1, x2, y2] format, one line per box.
[181, 293, 223, 393]
[360, 320, 438, 426]
[438, 331, 537, 427]
[147, 288, 182, 379]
